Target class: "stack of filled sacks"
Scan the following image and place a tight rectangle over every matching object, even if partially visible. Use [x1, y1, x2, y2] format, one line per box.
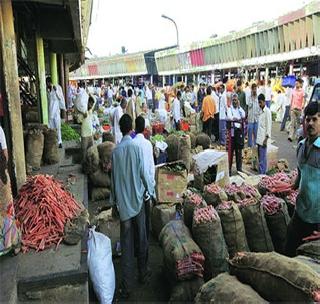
[159, 220, 205, 302]
[83, 141, 115, 201]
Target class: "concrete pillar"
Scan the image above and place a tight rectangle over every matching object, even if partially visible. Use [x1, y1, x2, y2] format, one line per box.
[0, 0, 26, 190]
[275, 66, 279, 77]
[193, 74, 196, 83]
[211, 72, 215, 84]
[289, 64, 294, 75]
[162, 75, 165, 87]
[184, 75, 188, 84]
[197, 74, 201, 84]
[245, 70, 249, 81]
[50, 52, 58, 85]
[150, 75, 153, 84]
[228, 70, 231, 80]
[36, 36, 48, 125]
[265, 67, 269, 83]
[173, 75, 176, 84]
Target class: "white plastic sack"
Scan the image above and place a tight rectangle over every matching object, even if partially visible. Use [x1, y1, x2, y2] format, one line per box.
[87, 226, 115, 304]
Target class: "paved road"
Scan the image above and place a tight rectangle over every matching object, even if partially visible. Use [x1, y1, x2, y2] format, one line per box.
[271, 121, 298, 170]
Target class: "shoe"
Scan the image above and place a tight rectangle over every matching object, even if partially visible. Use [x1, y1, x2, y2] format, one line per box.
[288, 138, 292, 142]
[138, 269, 152, 284]
[59, 143, 63, 148]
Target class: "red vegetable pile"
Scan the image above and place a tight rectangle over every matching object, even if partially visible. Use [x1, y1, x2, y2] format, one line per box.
[193, 205, 218, 224]
[184, 190, 203, 206]
[216, 201, 234, 210]
[204, 183, 221, 194]
[176, 252, 205, 279]
[241, 183, 261, 199]
[261, 194, 283, 215]
[290, 169, 298, 183]
[259, 172, 292, 194]
[15, 175, 82, 253]
[286, 190, 298, 205]
[236, 197, 257, 207]
[225, 183, 241, 197]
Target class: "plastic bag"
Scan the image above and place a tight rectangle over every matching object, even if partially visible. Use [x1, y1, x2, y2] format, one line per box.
[87, 226, 115, 304]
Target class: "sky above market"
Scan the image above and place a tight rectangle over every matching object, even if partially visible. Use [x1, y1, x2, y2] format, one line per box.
[87, 0, 309, 57]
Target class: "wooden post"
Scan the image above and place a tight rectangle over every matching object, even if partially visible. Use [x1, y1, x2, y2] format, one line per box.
[36, 36, 48, 125]
[0, 0, 26, 190]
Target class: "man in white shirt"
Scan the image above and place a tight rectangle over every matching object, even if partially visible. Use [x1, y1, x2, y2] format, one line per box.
[145, 84, 153, 113]
[46, 77, 63, 148]
[256, 94, 272, 174]
[265, 80, 273, 108]
[133, 116, 155, 241]
[80, 96, 95, 162]
[75, 82, 89, 114]
[219, 84, 228, 145]
[113, 99, 127, 144]
[172, 91, 181, 130]
[280, 87, 292, 131]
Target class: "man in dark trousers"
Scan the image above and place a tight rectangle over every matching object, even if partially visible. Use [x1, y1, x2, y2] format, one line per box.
[285, 101, 320, 256]
[110, 114, 154, 299]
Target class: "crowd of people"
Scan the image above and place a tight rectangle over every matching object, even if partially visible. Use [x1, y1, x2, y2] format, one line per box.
[65, 76, 311, 177]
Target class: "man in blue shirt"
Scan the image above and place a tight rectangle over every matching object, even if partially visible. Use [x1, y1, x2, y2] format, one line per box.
[285, 101, 320, 256]
[111, 114, 153, 298]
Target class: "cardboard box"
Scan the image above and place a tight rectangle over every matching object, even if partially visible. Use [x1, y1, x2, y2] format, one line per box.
[193, 150, 230, 190]
[156, 161, 188, 203]
[251, 144, 279, 171]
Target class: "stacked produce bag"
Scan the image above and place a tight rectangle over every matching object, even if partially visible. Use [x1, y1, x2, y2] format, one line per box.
[83, 141, 115, 201]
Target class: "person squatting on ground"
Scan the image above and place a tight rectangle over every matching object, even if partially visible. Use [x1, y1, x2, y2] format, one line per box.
[226, 94, 246, 175]
[256, 94, 272, 174]
[285, 101, 320, 257]
[110, 114, 154, 299]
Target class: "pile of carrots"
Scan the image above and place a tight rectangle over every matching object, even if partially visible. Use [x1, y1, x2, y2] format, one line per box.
[15, 175, 82, 253]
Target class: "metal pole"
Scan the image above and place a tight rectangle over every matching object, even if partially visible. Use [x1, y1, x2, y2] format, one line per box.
[161, 15, 179, 48]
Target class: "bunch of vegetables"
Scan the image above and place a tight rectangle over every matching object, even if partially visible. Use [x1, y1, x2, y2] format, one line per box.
[261, 194, 283, 215]
[236, 197, 257, 207]
[216, 201, 234, 210]
[184, 190, 203, 206]
[61, 123, 80, 141]
[286, 190, 299, 205]
[259, 172, 292, 194]
[193, 205, 218, 224]
[15, 175, 82, 252]
[150, 134, 165, 144]
[163, 162, 186, 172]
[204, 183, 222, 194]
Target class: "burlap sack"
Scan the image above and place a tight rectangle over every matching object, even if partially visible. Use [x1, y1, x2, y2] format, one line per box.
[264, 200, 290, 254]
[89, 169, 111, 188]
[91, 187, 110, 201]
[83, 145, 100, 174]
[239, 202, 274, 252]
[192, 209, 229, 279]
[196, 133, 210, 150]
[26, 128, 44, 169]
[166, 134, 180, 162]
[186, 132, 197, 149]
[294, 255, 320, 274]
[217, 202, 249, 257]
[97, 141, 115, 168]
[203, 187, 228, 207]
[43, 128, 59, 164]
[151, 204, 176, 239]
[297, 240, 320, 260]
[179, 135, 191, 171]
[159, 220, 205, 281]
[169, 278, 204, 303]
[229, 252, 320, 303]
[183, 194, 207, 230]
[102, 132, 115, 143]
[195, 273, 267, 304]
